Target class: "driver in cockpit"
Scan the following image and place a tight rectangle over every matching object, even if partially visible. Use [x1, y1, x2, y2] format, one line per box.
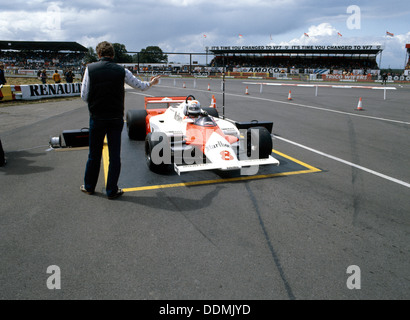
[186, 100, 205, 118]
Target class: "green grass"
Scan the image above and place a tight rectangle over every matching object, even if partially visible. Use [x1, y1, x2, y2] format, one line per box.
[4, 76, 80, 86]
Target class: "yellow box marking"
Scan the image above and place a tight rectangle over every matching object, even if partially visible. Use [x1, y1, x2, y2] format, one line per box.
[102, 143, 321, 193]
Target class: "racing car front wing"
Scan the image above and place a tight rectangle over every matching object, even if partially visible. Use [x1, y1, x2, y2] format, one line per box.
[173, 155, 280, 175]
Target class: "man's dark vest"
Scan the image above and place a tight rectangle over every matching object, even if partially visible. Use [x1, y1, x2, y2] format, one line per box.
[87, 57, 125, 119]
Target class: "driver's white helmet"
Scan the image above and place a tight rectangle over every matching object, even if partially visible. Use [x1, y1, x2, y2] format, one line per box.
[187, 100, 201, 116]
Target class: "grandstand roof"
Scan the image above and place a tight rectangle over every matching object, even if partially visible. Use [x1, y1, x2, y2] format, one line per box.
[0, 41, 87, 52]
[210, 45, 382, 56]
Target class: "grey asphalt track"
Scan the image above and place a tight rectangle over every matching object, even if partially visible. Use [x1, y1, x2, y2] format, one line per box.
[0, 78, 409, 300]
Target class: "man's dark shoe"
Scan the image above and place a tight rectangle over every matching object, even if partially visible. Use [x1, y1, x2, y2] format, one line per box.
[108, 188, 124, 200]
[80, 185, 94, 195]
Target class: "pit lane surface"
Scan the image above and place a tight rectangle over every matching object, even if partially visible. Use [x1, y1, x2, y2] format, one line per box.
[0, 78, 409, 300]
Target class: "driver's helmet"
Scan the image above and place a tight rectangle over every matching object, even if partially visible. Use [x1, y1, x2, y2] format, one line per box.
[187, 100, 201, 116]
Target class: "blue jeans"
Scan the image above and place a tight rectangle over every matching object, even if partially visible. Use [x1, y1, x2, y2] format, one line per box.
[84, 117, 124, 197]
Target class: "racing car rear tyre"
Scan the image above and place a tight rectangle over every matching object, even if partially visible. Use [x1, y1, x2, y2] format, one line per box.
[127, 109, 147, 140]
[247, 126, 272, 159]
[202, 107, 219, 118]
[145, 132, 172, 173]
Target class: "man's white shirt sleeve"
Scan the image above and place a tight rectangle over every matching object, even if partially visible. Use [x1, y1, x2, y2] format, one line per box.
[124, 68, 151, 91]
[81, 67, 89, 102]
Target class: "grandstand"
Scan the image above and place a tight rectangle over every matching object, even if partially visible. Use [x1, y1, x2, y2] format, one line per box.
[0, 41, 87, 72]
[209, 45, 382, 75]
[405, 44, 410, 71]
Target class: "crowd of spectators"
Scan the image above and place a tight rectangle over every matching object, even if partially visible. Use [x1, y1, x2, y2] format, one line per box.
[0, 50, 85, 70]
[0, 50, 86, 83]
[210, 55, 379, 73]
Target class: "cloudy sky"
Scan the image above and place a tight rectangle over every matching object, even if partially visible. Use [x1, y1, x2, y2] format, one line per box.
[0, 0, 409, 68]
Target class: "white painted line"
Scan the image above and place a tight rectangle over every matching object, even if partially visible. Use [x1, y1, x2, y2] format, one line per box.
[133, 84, 410, 125]
[372, 87, 397, 90]
[128, 91, 154, 97]
[226, 92, 410, 125]
[275, 135, 410, 189]
[224, 114, 410, 188]
[243, 82, 397, 90]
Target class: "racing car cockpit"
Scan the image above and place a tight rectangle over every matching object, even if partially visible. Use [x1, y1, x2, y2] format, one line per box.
[184, 99, 216, 127]
[192, 114, 217, 127]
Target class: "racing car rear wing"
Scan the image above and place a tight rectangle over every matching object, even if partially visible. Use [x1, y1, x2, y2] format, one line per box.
[235, 120, 273, 134]
[145, 96, 190, 109]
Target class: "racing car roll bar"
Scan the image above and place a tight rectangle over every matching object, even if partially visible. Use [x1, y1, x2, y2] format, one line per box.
[185, 95, 196, 103]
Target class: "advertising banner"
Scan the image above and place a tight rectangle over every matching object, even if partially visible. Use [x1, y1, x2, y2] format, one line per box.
[20, 83, 82, 100]
[305, 69, 330, 74]
[324, 74, 372, 81]
[234, 67, 287, 73]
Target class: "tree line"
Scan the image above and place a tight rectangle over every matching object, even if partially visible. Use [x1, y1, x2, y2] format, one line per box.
[83, 44, 168, 64]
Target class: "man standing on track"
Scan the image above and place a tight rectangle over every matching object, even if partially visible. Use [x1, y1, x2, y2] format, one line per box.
[382, 72, 388, 85]
[80, 41, 160, 199]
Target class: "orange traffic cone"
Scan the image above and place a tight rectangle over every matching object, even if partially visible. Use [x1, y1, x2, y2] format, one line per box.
[288, 90, 292, 100]
[183, 81, 186, 88]
[355, 97, 364, 111]
[210, 95, 217, 108]
[207, 83, 211, 91]
[245, 86, 249, 95]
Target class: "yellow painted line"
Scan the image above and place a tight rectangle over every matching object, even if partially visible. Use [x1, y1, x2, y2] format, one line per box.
[271, 148, 322, 173]
[102, 136, 109, 184]
[102, 147, 321, 193]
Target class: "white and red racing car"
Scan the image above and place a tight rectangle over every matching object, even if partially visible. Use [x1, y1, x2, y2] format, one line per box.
[126, 95, 279, 175]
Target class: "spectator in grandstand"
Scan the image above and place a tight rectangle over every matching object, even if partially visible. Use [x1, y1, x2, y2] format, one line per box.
[80, 41, 160, 200]
[53, 70, 61, 83]
[65, 68, 74, 83]
[0, 63, 6, 85]
[40, 69, 47, 84]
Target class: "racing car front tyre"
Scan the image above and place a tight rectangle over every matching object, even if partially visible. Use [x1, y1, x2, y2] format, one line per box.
[126, 110, 147, 140]
[145, 132, 172, 173]
[247, 126, 272, 159]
